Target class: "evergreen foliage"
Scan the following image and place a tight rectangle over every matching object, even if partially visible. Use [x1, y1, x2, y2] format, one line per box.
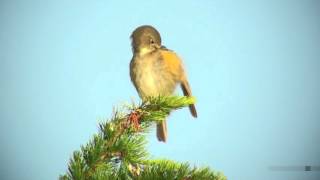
[60, 96, 226, 180]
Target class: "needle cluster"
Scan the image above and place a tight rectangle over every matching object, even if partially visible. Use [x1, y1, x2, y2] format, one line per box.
[60, 96, 226, 180]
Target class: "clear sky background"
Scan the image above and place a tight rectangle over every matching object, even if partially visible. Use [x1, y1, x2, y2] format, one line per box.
[1, 0, 320, 179]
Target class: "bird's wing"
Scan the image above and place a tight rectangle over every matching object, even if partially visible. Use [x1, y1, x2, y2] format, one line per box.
[180, 78, 198, 117]
[159, 49, 198, 118]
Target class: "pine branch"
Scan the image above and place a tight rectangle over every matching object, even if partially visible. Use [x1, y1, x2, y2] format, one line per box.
[60, 96, 226, 180]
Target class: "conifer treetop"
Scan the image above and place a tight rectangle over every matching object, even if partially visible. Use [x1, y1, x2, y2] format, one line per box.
[60, 96, 226, 180]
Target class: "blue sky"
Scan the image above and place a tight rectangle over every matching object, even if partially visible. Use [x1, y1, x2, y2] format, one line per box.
[1, 0, 320, 179]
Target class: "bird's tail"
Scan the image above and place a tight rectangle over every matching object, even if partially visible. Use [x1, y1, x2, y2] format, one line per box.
[157, 120, 167, 142]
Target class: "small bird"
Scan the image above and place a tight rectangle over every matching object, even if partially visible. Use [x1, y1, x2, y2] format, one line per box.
[130, 25, 197, 142]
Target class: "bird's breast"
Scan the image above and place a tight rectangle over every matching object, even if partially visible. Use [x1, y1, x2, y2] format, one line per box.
[131, 53, 178, 98]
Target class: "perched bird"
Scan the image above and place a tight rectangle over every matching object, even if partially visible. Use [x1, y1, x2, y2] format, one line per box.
[130, 25, 197, 142]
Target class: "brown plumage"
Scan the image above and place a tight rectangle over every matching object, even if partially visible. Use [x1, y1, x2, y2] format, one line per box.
[129, 25, 197, 142]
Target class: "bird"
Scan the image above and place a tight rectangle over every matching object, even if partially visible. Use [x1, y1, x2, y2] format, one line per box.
[129, 25, 197, 142]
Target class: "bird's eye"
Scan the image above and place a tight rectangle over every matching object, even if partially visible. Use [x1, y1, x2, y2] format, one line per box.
[150, 38, 155, 44]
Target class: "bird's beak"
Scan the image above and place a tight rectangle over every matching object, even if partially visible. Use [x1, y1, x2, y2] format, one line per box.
[154, 44, 161, 49]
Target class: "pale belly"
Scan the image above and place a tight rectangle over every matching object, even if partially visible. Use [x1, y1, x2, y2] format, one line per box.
[131, 56, 178, 99]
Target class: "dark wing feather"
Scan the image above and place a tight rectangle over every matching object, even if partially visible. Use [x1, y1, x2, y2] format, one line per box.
[181, 79, 198, 118]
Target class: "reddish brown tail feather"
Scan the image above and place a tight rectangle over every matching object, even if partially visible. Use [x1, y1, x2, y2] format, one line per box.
[156, 120, 167, 142]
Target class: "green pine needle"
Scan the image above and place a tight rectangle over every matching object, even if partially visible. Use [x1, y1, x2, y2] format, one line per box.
[60, 96, 226, 180]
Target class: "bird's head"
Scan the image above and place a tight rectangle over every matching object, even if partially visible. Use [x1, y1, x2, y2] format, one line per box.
[131, 25, 162, 56]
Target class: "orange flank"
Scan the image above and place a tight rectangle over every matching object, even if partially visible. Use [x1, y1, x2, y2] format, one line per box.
[160, 50, 183, 79]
